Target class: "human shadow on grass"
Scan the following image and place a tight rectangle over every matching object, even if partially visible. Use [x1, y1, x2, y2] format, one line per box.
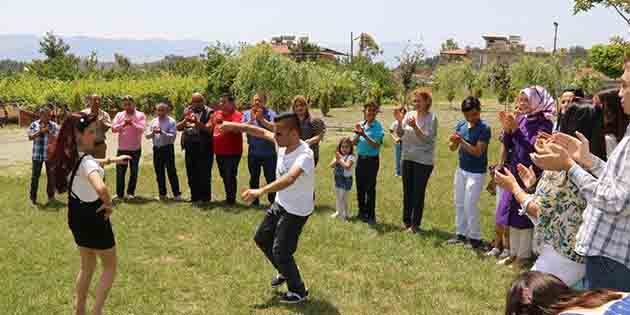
[252, 293, 340, 315]
[35, 199, 66, 211]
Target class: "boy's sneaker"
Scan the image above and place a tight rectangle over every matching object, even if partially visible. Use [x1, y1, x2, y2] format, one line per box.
[445, 234, 467, 246]
[330, 212, 339, 219]
[125, 195, 136, 201]
[156, 195, 167, 201]
[279, 290, 308, 304]
[271, 275, 286, 289]
[485, 247, 502, 257]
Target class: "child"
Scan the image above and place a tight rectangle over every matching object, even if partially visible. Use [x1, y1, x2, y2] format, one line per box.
[27, 107, 59, 205]
[329, 137, 355, 220]
[145, 103, 182, 201]
[389, 106, 406, 177]
[447, 97, 491, 249]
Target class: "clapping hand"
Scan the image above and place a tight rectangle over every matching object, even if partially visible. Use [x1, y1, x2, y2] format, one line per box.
[450, 133, 462, 144]
[494, 167, 519, 192]
[550, 132, 592, 168]
[406, 116, 417, 129]
[353, 123, 365, 136]
[517, 164, 536, 189]
[40, 126, 49, 134]
[530, 143, 573, 171]
[335, 151, 342, 162]
[153, 126, 161, 134]
[394, 108, 404, 122]
[498, 111, 518, 133]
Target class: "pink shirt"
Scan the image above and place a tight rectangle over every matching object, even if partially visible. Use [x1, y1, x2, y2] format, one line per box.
[112, 110, 146, 151]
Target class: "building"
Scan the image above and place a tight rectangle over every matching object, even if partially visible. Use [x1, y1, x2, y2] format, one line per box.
[268, 35, 347, 61]
[440, 34, 571, 69]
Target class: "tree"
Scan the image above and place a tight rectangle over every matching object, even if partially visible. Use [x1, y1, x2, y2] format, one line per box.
[433, 63, 465, 106]
[440, 38, 459, 52]
[396, 41, 426, 106]
[356, 33, 382, 59]
[39, 31, 70, 60]
[574, 0, 630, 28]
[588, 40, 630, 78]
[114, 53, 131, 71]
[83, 50, 99, 74]
[289, 38, 321, 62]
[486, 63, 512, 106]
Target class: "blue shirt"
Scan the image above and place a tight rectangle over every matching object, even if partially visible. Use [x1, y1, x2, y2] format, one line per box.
[241, 108, 277, 157]
[455, 119, 491, 174]
[356, 120, 384, 157]
[145, 116, 177, 148]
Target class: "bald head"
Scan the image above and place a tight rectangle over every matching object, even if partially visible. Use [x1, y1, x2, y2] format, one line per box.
[89, 94, 101, 109]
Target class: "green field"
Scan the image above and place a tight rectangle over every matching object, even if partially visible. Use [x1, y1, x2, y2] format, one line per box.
[0, 104, 518, 315]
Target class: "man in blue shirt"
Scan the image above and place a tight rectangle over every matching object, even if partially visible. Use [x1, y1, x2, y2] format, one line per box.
[448, 97, 491, 249]
[242, 94, 277, 206]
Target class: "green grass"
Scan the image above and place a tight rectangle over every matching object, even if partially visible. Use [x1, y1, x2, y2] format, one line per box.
[1, 105, 517, 315]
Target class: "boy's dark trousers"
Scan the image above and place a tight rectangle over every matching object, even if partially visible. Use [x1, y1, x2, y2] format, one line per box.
[30, 160, 55, 201]
[116, 149, 142, 198]
[216, 155, 241, 203]
[153, 144, 181, 197]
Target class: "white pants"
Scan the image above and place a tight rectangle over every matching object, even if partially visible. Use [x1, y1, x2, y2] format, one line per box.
[335, 188, 350, 218]
[532, 245, 585, 286]
[454, 168, 485, 240]
[510, 227, 533, 259]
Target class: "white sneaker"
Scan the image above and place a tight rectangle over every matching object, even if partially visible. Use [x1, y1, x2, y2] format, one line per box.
[497, 256, 515, 266]
[174, 195, 184, 202]
[330, 212, 339, 219]
[499, 249, 511, 259]
[125, 195, 136, 200]
[156, 195, 167, 201]
[485, 247, 502, 257]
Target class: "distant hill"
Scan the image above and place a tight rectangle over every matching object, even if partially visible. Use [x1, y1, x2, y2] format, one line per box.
[0, 34, 408, 67]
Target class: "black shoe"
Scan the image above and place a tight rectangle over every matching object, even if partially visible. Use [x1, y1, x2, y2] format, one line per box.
[271, 275, 286, 289]
[279, 289, 308, 304]
[367, 219, 376, 226]
[445, 234, 467, 245]
[465, 239, 483, 250]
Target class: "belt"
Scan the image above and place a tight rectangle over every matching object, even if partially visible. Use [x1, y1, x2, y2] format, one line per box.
[358, 155, 379, 160]
[95, 141, 106, 145]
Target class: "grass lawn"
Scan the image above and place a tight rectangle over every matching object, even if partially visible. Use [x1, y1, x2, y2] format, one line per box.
[1, 104, 519, 315]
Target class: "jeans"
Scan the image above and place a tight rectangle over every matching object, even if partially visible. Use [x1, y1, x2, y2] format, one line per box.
[402, 160, 433, 227]
[30, 160, 55, 201]
[216, 155, 242, 203]
[585, 255, 630, 291]
[153, 144, 181, 197]
[248, 155, 277, 205]
[394, 143, 402, 176]
[454, 168, 484, 240]
[254, 203, 309, 295]
[356, 155, 379, 221]
[184, 143, 213, 202]
[116, 149, 141, 198]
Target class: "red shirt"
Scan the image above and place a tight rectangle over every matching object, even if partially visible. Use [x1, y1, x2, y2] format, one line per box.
[213, 110, 244, 155]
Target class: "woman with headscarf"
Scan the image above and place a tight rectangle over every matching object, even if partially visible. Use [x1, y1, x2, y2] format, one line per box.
[496, 86, 555, 269]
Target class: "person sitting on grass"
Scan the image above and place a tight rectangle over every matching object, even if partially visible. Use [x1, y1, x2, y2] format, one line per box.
[329, 136, 355, 221]
[446, 96, 491, 249]
[51, 112, 130, 315]
[145, 102, 182, 202]
[27, 107, 59, 205]
[505, 271, 628, 315]
[219, 112, 315, 304]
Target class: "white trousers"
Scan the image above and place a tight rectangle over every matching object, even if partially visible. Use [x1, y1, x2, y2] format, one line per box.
[335, 188, 350, 219]
[532, 245, 585, 287]
[454, 168, 485, 240]
[510, 227, 533, 259]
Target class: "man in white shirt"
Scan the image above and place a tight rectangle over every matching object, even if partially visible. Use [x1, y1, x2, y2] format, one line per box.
[220, 112, 314, 304]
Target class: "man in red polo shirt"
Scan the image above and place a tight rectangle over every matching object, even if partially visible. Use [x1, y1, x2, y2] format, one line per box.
[213, 93, 244, 204]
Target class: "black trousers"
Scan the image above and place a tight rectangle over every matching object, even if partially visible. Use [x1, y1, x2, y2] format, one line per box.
[30, 160, 55, 201]
[356, 155, 379, 221]
[254, 203, 309, 295]
[248, 155, 277, 205]
[216, 155, 242, 203]
[402, 160, 434, 227]
[184, 144, 213, 202]
[153, 144, 181, 197]
[116, 149, 141, 198]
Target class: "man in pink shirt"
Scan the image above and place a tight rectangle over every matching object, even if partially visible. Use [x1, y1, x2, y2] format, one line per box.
[112, 95, 146, 200]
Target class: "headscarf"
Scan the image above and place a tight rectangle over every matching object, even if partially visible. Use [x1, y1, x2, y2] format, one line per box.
[521, 86, 556, 121]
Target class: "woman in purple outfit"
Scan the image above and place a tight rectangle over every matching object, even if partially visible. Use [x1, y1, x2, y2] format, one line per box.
[496, 86, 555, 268]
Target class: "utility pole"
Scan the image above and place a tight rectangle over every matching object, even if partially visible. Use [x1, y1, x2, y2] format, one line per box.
[350, 32, 354, 63]
[553, 22, 559, 54]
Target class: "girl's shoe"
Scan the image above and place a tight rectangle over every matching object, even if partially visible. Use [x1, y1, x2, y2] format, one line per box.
[330, 212, 340, 219]
[498, 249, 511, 260]
[485, 247, 502, 257]
[497, 256, 515, 266]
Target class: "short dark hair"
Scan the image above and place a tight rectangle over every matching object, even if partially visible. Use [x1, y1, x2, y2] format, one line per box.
[122, 95, 134, 102]
[562, 87, 585, 98]
[274, 112, 301, 137]
[461, 96, 481, 112]
[220, 93, 235, 102]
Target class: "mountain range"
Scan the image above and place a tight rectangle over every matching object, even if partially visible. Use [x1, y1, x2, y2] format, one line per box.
[0, 34, 408, 67]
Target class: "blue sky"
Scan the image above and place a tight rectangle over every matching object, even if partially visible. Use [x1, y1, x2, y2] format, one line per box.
[0, 0, 627, 55]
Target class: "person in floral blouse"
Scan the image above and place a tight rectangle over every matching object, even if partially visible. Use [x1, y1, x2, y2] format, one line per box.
[495, 103, 604, 286]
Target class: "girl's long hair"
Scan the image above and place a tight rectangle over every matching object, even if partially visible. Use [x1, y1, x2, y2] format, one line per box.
[599, 88, 629, 143]
[50, 112, 96, 193]
[505, 271, 621, 315]
[336, 137, 354, 156]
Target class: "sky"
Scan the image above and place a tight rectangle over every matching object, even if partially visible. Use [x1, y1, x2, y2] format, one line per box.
[0, 0, 628, 55]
